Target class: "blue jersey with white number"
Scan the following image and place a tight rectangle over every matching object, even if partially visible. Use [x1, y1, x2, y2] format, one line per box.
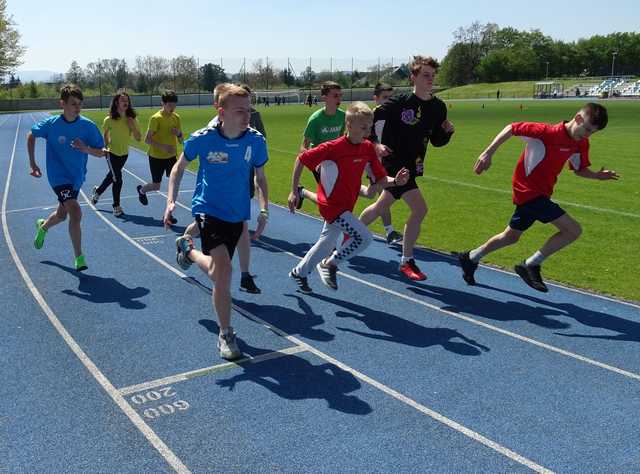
[184, 125, 268, 222]
[30, 114, 104, 190]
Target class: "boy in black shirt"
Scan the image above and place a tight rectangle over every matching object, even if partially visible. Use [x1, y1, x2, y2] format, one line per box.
[360, 55, 455, 280]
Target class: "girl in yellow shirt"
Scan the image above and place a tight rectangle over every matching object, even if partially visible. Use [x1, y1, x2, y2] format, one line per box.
[90, 90, 141, 216]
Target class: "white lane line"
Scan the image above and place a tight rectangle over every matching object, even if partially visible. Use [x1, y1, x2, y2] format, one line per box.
[132, 234, 173, 241]
[267, 144, 640, 218]
[119, 346, 308, 396]
[124, 161, 640, 381]
[4, 189, 195, 215]
[108, 169, 551, 472]
[0, 115, 190, 474]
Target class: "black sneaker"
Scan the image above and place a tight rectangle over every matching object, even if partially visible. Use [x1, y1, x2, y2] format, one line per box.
[386, 230, 403, 245]
[137, 185, 148, 206]
[166, 213, 178, 225]
[296, 186, 305, 210]
[514, 262, 548, 293]
[240, 274, 261, 294]
[316, 260, 338, 290]
[289, 269, 312, 294]
[458, 251, 479, 285]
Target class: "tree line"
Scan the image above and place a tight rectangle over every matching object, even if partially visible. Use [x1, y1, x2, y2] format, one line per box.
[440, 22, 640, 86]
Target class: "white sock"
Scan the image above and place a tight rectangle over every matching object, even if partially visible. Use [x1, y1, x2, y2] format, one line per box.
[384, 225, 394, 236]
[221, 326, 232, 336]
[469, 247, 485, 263]
[401, 255, 413, 264]
[525, 251, 546, 267]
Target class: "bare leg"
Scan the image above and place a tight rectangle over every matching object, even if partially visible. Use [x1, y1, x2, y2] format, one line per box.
[539, 213, 582, 258]
[63, 199, 83, 258]
[472, 226, 522, 259]
[360, 189, 396, 226]
[140, 182, 161, 194]
[187, 245, 233, 330]
[42, 203, 68, 230]
[400, 189, 427, 258]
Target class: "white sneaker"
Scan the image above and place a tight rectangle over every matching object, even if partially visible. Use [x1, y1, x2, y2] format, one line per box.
[218, 328, 241, 360]
[90, 186, 100, 205]
[113, 205, 124, 217]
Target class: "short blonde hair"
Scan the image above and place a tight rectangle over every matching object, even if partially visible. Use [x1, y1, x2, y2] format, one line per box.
[410, 55, 439, 75]
[346, 101, 373, 124]
[218, 85, 250, 108]
[213, 83, 233, 105]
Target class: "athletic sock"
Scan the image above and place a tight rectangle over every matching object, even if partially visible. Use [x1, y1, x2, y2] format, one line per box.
[384, 225, 394, 236]
[525, 251, 546, 267]
[469, 247, 486, 263]
[401, 255, 413, 265]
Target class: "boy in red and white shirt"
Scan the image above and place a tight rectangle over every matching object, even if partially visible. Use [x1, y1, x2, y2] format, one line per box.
[288, 102, 409, 292]
[458, 103, 619, 292]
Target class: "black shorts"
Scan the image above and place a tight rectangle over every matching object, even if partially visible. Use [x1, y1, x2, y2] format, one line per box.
[196, 214, 244, 258]
[148, 156, 177, 183]
[53, 184, 79, 203]
[386, 177, 419, 200]
[509, 196, 566, 231]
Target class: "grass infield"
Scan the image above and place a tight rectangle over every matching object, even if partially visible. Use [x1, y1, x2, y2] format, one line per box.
[83, 99, 640, 302]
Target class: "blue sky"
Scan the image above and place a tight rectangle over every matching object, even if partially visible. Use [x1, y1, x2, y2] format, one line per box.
[11, 0, 639, 74]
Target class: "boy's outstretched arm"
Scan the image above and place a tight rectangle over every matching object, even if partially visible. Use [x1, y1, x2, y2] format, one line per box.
[574, 166, 620, 180]
[474, 124, 513, 174]
[164, 154, 188, 229]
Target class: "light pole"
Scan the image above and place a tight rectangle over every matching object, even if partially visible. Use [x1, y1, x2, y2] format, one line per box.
[611, 51, 618, 77]
[545, 61, 550, 79]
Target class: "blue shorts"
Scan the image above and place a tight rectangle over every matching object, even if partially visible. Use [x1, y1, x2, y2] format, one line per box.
[509, 196, 566, 231]
[53, 184, 79, 203]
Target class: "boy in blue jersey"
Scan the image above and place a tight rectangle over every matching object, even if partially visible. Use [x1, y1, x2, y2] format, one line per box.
[165, 85, 269, 360]
[27, 84, 106, 271]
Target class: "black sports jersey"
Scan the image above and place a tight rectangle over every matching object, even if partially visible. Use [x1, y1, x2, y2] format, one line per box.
[372, 93, 452, 176]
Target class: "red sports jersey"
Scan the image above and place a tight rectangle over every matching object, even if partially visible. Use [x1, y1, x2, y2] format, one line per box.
[511, 122, 590, 205]
[299, 136, 387, 222]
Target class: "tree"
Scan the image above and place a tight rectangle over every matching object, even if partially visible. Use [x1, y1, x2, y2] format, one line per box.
[252, 58, 277, 89]
[28, 80, 37, 98]
[134, 55, 169, 94]
[66, 60, 84, 85]
[0, 0, 25, 82]
[199, 63, 227, 92]
[280, 67, 295, 87]
[170, 55, 198, 92]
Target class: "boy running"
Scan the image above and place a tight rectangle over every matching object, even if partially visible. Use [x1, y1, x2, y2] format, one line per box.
[90, 90, 141, 216]
[181, 83, 269, 294]
[168, 85, 269, 360]
[137, 90, 183, 224]
[296, 81, 345, 208]
[287, 102, 409, 293]
[365, 82, 402, 245]
[359, 55, 455, 281]
[28, 84, 106, 271]
[457, 103, 618, 292]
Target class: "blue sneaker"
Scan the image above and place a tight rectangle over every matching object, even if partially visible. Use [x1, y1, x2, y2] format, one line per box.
[176, 235, 194, 270]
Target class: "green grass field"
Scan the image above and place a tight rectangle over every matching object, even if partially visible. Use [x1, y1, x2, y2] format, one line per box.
[83, 99, 640, 302]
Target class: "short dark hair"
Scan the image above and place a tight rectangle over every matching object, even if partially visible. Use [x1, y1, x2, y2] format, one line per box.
[60, 84, 83, 102]
[161, 90, 178, 104]
[374, 82, 393, 96]
[321, 81, 341, 96]
[581, 102, 608, 130]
